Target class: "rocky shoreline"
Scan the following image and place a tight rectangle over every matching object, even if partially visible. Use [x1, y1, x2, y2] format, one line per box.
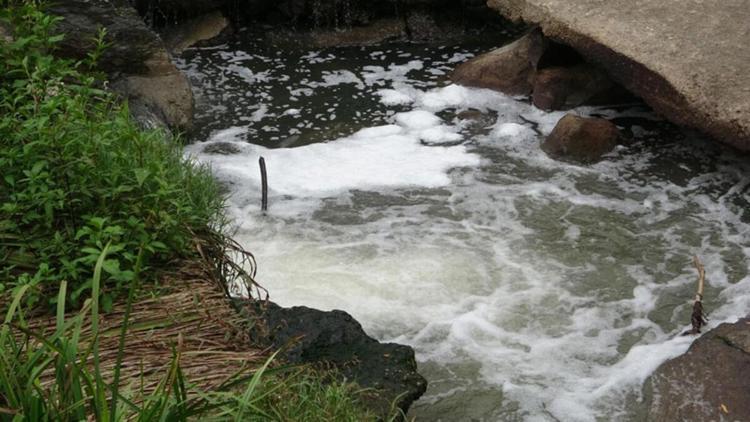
[43, 0, 749, 419]
[485, 0, 750, 151]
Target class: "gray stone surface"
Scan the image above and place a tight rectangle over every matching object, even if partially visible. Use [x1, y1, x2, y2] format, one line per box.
[487, 0, 750, 150]
[49, 0, 194, 131]
[644, 316, 750, 421]
[161, 11, 229, 55]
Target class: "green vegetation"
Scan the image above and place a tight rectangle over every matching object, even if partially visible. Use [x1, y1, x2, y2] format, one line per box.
[0, 2, 379, 420]
[0, 1, 225, 311]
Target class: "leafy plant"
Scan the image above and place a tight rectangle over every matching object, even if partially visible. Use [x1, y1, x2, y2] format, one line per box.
[0, 1, 225, 311]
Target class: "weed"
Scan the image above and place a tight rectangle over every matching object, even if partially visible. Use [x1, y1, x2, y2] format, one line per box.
[0, 1, 225, 311]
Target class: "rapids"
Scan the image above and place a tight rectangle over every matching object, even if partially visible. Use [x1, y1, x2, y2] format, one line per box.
[178, 31, 750, 421]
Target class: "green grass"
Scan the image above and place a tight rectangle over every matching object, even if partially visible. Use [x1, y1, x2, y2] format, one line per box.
[0, 1, 225, 312]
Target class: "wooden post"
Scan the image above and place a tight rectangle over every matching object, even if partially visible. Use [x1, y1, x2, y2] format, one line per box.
[259, 157, 268, 213]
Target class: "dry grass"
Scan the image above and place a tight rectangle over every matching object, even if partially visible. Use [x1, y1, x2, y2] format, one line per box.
[20, 233, 270, 397]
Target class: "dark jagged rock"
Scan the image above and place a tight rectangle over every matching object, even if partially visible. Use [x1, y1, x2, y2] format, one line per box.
[256, 302, 427, 418]
[47, 0, 193, 131]
[644, 316, 750, 421]
[131, 0, 227, 25]
[203, 142, 241, 155]
[542, 114, 620, 163]
[450, 29, 546, 96]
[48, 0, 162, 75]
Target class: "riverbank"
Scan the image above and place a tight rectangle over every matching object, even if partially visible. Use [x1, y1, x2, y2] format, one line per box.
[0, 3, 421, 419]
[10, 0, 749, 420]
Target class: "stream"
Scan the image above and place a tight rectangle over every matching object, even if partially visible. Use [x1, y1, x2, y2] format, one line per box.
[178, 30, 750, 421]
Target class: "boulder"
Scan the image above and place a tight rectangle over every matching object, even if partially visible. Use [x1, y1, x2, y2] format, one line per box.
[532, 64, 613, 110]
[644, 316, 750, 421]
[255, 302, 428, 418]
[160, 11, 230, 54]
[450, 28, 546, 96]
[541, 114, 620, 163]
[235, 0, 392, 28]
[48, 0, 193, 131]
[308, 18, 405, 48]
[487, 0, 750, 150]
[131, 0, 227, 24]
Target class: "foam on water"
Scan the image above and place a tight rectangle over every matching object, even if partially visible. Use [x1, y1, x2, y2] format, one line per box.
[180, 40, 750, 421]
[185, 121, 479, 197]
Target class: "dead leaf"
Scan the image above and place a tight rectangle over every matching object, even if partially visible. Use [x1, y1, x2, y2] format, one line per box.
[720, 403, 729, 414]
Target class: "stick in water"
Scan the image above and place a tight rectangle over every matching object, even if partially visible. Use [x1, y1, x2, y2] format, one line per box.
[259, 157, 268, 213]
[684, 255, 708, 335]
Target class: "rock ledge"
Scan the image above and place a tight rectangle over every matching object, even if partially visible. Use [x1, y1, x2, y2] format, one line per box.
[487, 0, 750, 150]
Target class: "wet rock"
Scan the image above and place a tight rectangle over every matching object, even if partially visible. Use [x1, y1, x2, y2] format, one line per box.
[308, 18, 405, 48]
[48, 0, 162, 75]
[532, 64, 613, 110]
[203, 142, 241, 155]
[450, 29, 547, 96]
[237, 0, 392, 28]
[161, 11, 230, 54]
[487, 0, 750, 150]
[131, 0, 226, 24]
[109, 52, 193, 132]
[644, 316, 750, 421]
[257, 302, 427, 418]
[48, 0, 193, 131]
[541, 114, 620, 163]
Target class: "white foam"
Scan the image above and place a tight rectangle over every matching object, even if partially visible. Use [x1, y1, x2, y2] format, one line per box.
[394, 110, 442, 130]
[376, 89, 414, 105]
[492, 122, 536, 140]
[186, 125, 479, 198]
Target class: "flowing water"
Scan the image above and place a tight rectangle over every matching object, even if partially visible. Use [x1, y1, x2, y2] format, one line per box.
[177, 30, 750, 421]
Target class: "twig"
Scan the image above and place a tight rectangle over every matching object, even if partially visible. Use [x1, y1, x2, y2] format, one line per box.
[683, 255, 708, 335]
[259, 157, 268, 213]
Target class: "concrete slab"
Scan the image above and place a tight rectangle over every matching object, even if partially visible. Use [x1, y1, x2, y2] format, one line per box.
[487, 0, 750, 150]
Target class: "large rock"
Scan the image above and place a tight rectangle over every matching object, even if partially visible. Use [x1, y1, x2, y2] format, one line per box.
[532, 64, 614, 110]
[644, 316, 750, 421]
[450, 29, 546, 95]
[48, 0, 193, 131]
[256, 302, 427, 418]
[541, 114, 620, 163]
[487, 0, 750, 150]
[131, 0, 227, 24]
[235, 0, 393, 28]
[160, 11, 230, 54]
